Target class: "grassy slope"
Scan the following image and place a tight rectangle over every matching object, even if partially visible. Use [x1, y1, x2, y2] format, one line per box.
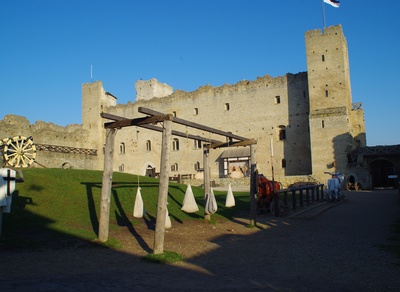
[1, 168, 249, 249]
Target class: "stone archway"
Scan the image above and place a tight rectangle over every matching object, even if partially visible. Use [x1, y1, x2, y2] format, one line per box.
[61, 162, 72, 169]
[370, 159, 395, 188]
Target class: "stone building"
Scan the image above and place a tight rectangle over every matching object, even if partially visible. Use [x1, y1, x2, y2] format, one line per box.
[3, 25, 393, 189]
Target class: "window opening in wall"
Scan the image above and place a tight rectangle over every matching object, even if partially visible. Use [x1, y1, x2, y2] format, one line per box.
[171, 163, 178, 172]
[194, 161, 201, 171]
[146, 140, 152, 151]
[172, 111, 177, 117]
[322, 120, 325, 128]
[282, 159, 286, 168]
[119, 142, 125, 154]
[225, 103, 230, 111]
[322, 55, 325, 62]
[279, 126, 286, 140]
[275, 96, 281, 104]
[172, 138, 180, 151]
[325, 90, 329, 97]
[194, 139, 201, 149]
[119, 164, 124, 172]
[193, 108, 199, 115]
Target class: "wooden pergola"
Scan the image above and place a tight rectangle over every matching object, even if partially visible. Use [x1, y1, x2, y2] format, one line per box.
[98, 107, 258, 254]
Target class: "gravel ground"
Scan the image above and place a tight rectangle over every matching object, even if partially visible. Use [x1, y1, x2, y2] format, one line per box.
[1, 189, 399, 291]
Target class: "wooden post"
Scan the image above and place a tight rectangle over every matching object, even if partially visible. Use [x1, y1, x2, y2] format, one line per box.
[249, 144, 258, 226]
[203, 145, 211, 221]
[153, 117, 172, 254]
[292, 189, 297, 210]
[98, 127, 117, 242]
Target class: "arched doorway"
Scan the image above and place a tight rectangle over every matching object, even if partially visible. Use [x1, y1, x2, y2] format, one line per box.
[145, 165, 156, 177]
[370, 159, 395, 188]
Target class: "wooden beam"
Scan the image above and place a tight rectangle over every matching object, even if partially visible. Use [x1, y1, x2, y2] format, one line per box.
[104, 115, 171, 129]
[139, 124, 222, 144]
[101, 111, 255, 146]
[210, 139, 257, 149]
[100, 112, 127, 121]
[138, 107, 249, 141]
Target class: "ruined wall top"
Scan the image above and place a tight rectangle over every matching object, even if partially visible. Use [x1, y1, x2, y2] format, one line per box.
[135, 78, 173, 101]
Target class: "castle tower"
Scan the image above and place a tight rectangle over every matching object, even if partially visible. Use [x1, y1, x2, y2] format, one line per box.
[82, 81, 117, 169]
[305, 25, 363, 182]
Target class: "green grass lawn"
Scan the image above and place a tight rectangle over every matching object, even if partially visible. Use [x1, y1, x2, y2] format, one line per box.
[1, 168, 250, 249]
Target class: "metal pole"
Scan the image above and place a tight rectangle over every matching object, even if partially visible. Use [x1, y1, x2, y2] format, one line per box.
[321, 0, 326, 31]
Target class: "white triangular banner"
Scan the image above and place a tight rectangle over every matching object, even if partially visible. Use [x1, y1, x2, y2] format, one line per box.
[181, 184, 199, 213]
[133, 187, 145, 218]
[205, 188, 218, 215]
[165, 207, 172, 229]
[225, 183, 235, 207]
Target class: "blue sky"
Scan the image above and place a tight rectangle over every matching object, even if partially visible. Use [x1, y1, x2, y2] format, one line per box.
[1, 1, 399, 146]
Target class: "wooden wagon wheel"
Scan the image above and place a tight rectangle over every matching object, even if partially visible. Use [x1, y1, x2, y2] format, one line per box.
[3, 136, 37, 168]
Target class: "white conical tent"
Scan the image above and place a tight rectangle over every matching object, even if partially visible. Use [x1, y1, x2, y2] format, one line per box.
[225, 183, 235, 207]
[205, 187, 218, 215]
[181, 184, 199, 213]
[133, 187, 145, 218]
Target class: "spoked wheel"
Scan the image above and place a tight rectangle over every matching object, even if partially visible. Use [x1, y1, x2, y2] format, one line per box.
[3, 136, 37, 168]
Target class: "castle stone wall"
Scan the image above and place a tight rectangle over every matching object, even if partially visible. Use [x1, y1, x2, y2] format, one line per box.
[0, 114, 96, 169]
[0, 25, 369, 188]
[135, 78, 173, 101]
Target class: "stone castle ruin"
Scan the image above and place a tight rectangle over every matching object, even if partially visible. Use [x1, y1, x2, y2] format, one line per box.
[1, 25, 376, 188]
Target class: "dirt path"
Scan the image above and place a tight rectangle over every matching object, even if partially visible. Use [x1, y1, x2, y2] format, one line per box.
[1, 190, 399, 291]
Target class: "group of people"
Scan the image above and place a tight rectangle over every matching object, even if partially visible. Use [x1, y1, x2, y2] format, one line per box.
[325, 174, 344, 202]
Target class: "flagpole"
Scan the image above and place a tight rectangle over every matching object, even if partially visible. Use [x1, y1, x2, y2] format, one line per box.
[321, 0, 326, 32]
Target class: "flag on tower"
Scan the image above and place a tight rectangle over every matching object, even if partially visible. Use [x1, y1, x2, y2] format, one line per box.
[324, 0, 340, 8]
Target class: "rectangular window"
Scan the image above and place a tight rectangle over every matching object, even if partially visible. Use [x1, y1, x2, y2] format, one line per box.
[325, 90, 329, 97]
[193, 108, 199, 115]
[171, 163, 178, 172]
[279, 128, 286, 140]
[194, 139, 201, 149]
[119, 142, 125, 154]
[322, 55, 325, 62]
[322, 120, 325, 128]
[172, 138, 180, 151]
[146, 140, 152, 151]
[275, 96, 281, 104]
[225, 103, 230, 111]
